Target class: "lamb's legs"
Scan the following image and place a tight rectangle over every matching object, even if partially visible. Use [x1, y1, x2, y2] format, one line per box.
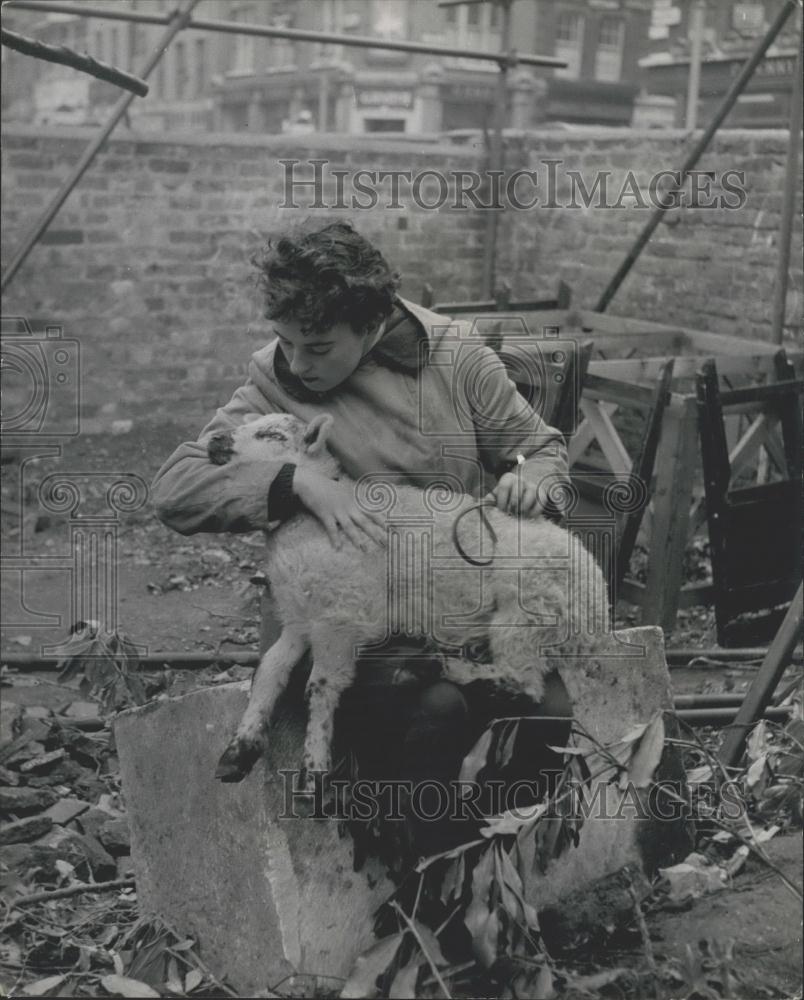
[301, 629, 358, 786]
[216, 628, 309, 782]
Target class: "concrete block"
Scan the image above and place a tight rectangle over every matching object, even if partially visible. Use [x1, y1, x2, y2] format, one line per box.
[114, 680, 394, 997]
[445, 626, 691, 911]
[533, 626, 690, 907]
[115, 626, 688, 993]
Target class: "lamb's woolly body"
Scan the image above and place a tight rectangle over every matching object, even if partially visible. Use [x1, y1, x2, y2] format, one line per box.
[266, 487, 604, 703]
[211, 413, 609, 783]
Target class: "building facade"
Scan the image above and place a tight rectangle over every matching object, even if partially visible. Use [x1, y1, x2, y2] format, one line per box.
[2, 0, 654, 133]
[640, 0, 801, 128]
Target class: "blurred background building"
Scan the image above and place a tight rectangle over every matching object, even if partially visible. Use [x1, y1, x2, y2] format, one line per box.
[640, 0, 800, 127]
[2, 0, 654, 133]
[1, 0, 797, 134]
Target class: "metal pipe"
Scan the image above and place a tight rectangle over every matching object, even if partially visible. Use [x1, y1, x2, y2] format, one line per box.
[676, 706, 792, 725]
[3, 651, 260, 672]
[5, 1, 565, 69]
[685, 0, 706, 130]
[771, 11, 803, 345]
[0, 25, 149, 96]
[0, 0, 201, 293]
[594, 0, 798, 314]
[481, 0, 514, 298]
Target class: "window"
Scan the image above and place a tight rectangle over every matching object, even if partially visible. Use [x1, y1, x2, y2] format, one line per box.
[554, 12, 583, 79]
[194, 38, 206, 95]
[732, 3, 766, 34]
[156, 57, 165, 99]
[594, 17, 623, 81]
[367, 0, 408, 63]
[441, 0, 501, 63]
[317, 0, 345, 62]
[231, 4, 256, 73]
[373, 0, 407, 38]
[175, 40, 187, 98]
[364, 118, 406, 133]
[269, 14, 294, 68]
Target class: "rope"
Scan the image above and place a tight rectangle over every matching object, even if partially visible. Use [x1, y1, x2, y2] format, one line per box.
[451, 499, 499, 567]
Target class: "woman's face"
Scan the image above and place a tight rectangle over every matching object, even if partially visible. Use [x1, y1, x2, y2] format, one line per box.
[272, 318, 373, 393]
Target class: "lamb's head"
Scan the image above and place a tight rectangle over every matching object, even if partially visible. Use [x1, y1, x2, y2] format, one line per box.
[206, 413, 341, 479]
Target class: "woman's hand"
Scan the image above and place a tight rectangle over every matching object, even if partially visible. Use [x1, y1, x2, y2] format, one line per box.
[293, 467, 388, 551]
[484, 471, 544, 518]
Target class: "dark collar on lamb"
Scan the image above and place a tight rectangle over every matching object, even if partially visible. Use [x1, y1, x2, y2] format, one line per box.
[273, 297, 430, 402]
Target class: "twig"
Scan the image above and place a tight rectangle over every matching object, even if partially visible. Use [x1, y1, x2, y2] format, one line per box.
[390, 901, 452, 1000]
[157, 915, 240, 998]
[12, 878, 135, 907]
[188, 604, 256, 621]
[627, 878, 658, 997]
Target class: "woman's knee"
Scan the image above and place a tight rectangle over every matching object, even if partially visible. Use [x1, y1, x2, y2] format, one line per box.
[416, 681, 468, 722]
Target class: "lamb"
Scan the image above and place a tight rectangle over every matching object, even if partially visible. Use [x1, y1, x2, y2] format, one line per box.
[207, 412, 610, 786]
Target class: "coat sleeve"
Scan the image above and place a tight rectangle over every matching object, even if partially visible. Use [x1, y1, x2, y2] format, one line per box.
[464, 343, 570, 497]
[150, 376, 285, 536]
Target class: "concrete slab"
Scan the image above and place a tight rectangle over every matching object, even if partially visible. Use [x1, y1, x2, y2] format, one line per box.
[115, 626, 689, 993]
[114, 679, 394, 997]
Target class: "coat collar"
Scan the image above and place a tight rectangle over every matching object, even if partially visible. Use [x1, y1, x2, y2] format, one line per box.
[272, 295, 445, 402]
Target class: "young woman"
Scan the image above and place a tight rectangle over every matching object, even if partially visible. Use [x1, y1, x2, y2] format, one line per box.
[152, 220, 572, 855]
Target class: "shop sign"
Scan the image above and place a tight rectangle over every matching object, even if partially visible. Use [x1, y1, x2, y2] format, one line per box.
[356, 89, 414, 108]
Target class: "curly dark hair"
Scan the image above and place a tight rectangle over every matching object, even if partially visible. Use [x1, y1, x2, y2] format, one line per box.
[252, 220, 401, 335]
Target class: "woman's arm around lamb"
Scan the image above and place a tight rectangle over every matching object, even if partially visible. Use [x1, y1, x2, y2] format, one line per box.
[150, 377, 285, 536]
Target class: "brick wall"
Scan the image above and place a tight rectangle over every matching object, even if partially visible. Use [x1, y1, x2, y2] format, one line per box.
[1, 125, 801, 428]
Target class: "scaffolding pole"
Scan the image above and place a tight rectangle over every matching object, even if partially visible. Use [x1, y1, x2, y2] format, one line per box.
[771, 12, 803, 345]
[1, 1, 193, 293]
[5, 0, 565, 70]
[481, 0, 514, 298]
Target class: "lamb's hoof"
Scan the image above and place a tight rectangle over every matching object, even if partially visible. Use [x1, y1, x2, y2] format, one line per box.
[215, 738, 262, 783]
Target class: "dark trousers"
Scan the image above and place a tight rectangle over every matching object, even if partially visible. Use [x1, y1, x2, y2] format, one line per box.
[333, 646, 573, 860]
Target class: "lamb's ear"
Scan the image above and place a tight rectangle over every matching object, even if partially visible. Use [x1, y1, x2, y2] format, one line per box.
[302, 414, 334, 456]
[207, 430, 235, 465]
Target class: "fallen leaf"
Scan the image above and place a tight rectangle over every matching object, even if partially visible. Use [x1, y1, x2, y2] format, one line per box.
[100, 974, 161, 998]
[459, 727, 493, 786]
[746, 720, 768, 762]
[388, 959, 420, 999]
[626, 713, 665, 788]
[184, 968, 203, 992]
[746, 754, 768, 791]
[481, 804, 545, 839]
[494, 720, 519, 769]
[166, 956, 183, 994]
[439, 854, 465, 906]
[410, 920, 446, 968]
[20, 975, 66, 996]
[464, 846, 498, 967]
[340, 933, 404, 999]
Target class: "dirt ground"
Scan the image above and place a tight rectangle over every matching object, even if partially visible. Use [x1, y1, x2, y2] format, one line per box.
[2, 424, 802, 999]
